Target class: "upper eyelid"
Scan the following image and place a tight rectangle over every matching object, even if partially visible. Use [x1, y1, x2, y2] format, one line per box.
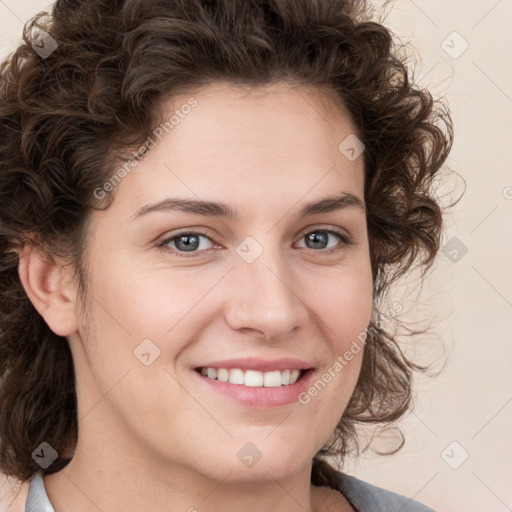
[161, 224, 350, 239]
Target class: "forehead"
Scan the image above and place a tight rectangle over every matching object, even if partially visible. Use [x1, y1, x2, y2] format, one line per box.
[111, 81, 364, 218]
[162, 80, 358, 149]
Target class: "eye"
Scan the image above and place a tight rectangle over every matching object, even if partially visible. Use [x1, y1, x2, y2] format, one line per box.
[158, 227, 352, 258]
[295, 228, 352, 254]
[158, 230, 215, 257]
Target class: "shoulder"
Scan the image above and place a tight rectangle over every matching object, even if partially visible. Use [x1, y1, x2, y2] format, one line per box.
[333, 472, 437, 512]
[24, 472, 55, 512]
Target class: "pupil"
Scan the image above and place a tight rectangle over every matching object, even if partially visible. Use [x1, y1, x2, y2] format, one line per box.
[177, 234, 199, 252]
[306, 232, 327, 249]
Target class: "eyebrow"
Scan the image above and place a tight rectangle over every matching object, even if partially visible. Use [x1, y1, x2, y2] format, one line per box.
[130, 192, 365, 221]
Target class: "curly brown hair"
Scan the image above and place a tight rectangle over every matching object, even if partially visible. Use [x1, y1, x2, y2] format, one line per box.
[0, 0, 454, 486]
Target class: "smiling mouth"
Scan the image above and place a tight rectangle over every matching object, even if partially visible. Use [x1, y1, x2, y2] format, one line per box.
[194, 367, 310, 387]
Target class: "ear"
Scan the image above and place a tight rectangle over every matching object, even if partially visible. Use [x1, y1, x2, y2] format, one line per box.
[17, 241, 79, 337]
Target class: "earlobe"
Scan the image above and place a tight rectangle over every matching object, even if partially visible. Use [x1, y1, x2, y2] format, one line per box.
[17, 242, 79, 337]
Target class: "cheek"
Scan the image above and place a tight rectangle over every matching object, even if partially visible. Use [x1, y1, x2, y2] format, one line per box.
[301, 267, 373, 404]
[299, 270, 373, 420]
[89, 258, 203, 339]
[312, 266, 374, 338]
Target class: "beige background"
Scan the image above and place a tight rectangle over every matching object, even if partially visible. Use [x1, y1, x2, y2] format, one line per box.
[0, 1, 511, 511]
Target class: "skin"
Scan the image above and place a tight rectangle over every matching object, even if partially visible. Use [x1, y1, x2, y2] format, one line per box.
[18, 81, 373, 512]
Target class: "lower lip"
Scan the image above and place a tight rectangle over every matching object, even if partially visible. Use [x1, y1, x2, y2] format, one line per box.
[193, 369, 315, 408]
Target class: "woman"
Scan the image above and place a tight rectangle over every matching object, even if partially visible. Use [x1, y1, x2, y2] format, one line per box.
[0, 0, 454, 510]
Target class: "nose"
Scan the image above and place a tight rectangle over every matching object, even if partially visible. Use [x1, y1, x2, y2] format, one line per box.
[223, 245, 310, 341]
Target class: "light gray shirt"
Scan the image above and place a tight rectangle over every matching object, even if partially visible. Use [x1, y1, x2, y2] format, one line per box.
[25, 470, 436, 511]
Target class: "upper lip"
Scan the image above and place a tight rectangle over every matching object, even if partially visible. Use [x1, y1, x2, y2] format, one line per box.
[194, 357, 315, 372]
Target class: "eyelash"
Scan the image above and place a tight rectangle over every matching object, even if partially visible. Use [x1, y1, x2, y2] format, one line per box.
[157, 227, 353, 258]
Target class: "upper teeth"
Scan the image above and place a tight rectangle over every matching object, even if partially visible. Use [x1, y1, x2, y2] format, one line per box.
[199, 367, 302, 387]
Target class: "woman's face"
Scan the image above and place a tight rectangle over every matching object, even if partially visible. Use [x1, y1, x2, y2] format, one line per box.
[69, 81, 373, 483]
